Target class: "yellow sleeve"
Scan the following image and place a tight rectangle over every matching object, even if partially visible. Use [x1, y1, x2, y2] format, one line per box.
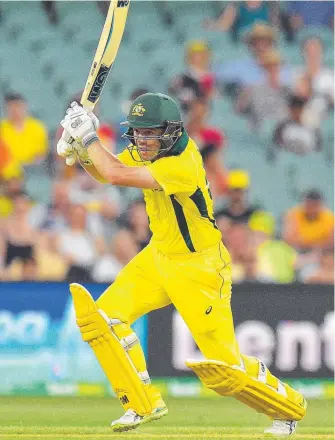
[117, 147, 138, 166]
[146, 155, 197, 195]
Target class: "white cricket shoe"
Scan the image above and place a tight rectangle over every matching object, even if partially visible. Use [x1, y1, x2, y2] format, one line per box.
[111, 407, 168, 432]
[264, 420, 297, 436]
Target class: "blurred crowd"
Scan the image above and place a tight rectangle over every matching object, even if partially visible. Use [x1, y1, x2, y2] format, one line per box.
[0, 1, 333, 284]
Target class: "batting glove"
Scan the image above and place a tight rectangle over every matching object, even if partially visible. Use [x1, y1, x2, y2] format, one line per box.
[60, 102, 100, 149]
[57, 130, 78, 166]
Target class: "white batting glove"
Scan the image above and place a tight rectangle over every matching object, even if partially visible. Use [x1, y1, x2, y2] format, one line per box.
[57, 130, 96, 166]
[60, 102, 100, 149]
[57, 130, 78, 166]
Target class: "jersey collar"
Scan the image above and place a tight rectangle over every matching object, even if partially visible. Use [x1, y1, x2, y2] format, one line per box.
[169, 129, 189, 157]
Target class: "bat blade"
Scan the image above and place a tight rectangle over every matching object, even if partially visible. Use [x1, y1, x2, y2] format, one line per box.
[80, 0, 130, 111]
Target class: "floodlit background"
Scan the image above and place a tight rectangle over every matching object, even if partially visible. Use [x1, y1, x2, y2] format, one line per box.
[0, 0, 333, 402]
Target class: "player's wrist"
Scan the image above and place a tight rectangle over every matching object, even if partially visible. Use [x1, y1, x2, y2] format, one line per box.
[82, 131, 99, 149]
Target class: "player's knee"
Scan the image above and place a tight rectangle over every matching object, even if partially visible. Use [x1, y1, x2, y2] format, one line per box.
[100, 311, 141, 352]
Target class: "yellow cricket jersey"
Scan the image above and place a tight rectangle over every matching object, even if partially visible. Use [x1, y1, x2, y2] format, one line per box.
[118, 131, 222, 255]
[0, 117, 48, 165]
[288, 205, 334, 247]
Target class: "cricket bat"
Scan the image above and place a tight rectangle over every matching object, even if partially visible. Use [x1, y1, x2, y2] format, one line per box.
[80, 0, 130, 111]
[64, 0, 130, 163]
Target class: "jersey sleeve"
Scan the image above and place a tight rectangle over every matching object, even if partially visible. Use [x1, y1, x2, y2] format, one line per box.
[146, 155, 197, 195]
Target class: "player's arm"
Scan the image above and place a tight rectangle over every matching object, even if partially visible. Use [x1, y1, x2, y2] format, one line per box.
[87, 140, 161, 189]
[56, 129, 108, 184]
[78, 158, 109, 184]
[60, 103, 161, 189]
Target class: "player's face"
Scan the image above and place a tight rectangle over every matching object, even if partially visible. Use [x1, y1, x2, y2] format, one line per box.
[133, 128, 164, 161]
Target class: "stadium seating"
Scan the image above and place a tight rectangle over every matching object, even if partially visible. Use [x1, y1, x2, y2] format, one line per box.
[0, 1, 333, 217]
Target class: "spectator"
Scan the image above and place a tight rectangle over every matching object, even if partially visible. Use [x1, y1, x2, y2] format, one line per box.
[273, 94, 323, 155]
[0, 93, 48, 167]
[42, 1, 58, 25]
[304, 248, 334, 285]
[122, 199, 151, 251]
[68, 167, 121, 240]
[92, 229, 138, 283]
[236, 49, 289, 130]
[0, 176, 43, 229]
[0, 176, 25, 218]
[286, 1, 334, 34]
[0, 137, 22, 181]
[215, 23, 292, 92]
[299, 37, 334, 103]
[224, 222, 255, 282]
[1, 255, 39, 281]
[215, 169, 261, 235]
[204, 1, 272, 41]
[249, 211, 298, 283]
[39, 180, 72, 232]
[249, 210, 319, 283]
[186, 99, 227, 198]
[96, 1, 109, 17]
[54, 204, 105, 283]
[169, 40, 214, 113]
[33, 232, 68, 281]
[0, 192, 38, 280]
[291, 73, 329, 130]
[293, 37, 334, 128]
[47, 173, 113, 240]
[283, 190, 334, 252]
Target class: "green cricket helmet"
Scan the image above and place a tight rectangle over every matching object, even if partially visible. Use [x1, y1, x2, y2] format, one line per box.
[121, 93, 183, 162]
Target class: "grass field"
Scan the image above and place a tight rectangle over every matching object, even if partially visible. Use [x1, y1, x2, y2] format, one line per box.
[0, 397, 333, 440]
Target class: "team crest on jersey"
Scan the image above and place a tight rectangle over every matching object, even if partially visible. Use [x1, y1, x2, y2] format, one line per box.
[132, 103, 146, 117]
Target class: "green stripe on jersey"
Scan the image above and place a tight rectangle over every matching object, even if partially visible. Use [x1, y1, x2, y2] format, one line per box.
[170, 195, 196, 252]
[190, 188, 218, 230]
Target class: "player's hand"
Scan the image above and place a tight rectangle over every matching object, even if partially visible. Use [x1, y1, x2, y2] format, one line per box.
[57, 130, 93, 166]
[87, 111, 100, 131]
[56, 130, 78, 166]
[60, 102, 100, 149]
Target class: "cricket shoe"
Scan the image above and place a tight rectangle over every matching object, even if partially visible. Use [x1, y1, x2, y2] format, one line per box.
[264, 420, 297, 436]
[111, 406, 168, 432]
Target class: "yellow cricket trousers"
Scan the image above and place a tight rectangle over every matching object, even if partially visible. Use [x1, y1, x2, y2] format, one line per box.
[97, 241, 241, 366]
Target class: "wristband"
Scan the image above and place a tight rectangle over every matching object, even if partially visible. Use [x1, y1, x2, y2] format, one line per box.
[82, 132, 99, 149]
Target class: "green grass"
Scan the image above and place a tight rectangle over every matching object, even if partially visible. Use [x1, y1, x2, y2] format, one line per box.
[0, 397, 333, 440]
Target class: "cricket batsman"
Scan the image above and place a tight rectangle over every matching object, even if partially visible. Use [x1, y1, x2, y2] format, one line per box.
[57, 93, 307, 435]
